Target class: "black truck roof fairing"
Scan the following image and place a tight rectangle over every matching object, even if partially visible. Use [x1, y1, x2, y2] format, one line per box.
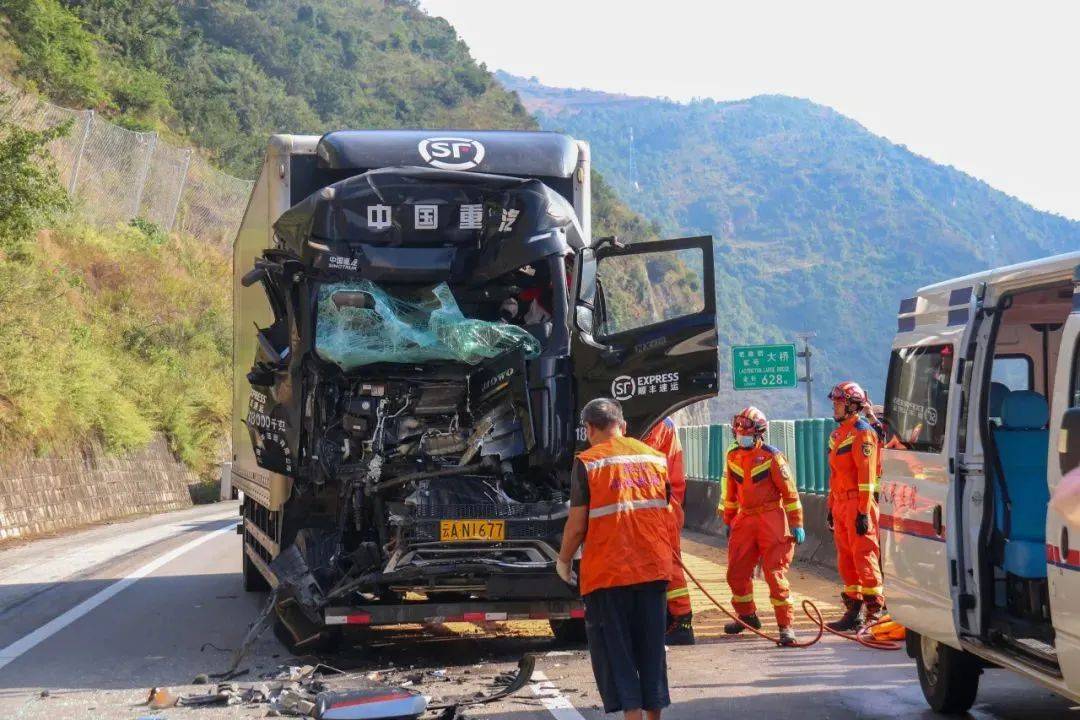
[273, 166, 584, 285]
[317, 130, 580, 178]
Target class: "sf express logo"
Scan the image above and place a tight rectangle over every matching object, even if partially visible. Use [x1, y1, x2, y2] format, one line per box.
[611, 372, 680, 401]
[418, 137, 486, 170]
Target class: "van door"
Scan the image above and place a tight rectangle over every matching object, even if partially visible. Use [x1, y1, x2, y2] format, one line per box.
[881, 293, 971, 647]
[572, 236, 719, 439]
[1048, 267, 1080, 686]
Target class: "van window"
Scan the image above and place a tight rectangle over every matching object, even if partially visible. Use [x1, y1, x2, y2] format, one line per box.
[991, 355, 1033, 392]
[884, 344, 954, 453]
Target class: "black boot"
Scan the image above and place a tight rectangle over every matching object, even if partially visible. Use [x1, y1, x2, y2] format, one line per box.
[666, 612, 696, 646]
[826, 596, 864, 632]
[724, 613, 762, 635]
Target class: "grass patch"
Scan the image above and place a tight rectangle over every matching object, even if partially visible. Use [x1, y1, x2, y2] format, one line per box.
[0, 220, 230, 478]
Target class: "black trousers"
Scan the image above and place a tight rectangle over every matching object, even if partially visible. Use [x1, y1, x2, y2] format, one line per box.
[583, 580, 670, 713]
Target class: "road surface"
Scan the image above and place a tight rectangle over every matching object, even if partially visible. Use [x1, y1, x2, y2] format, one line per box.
[0, 503, 1074, 719]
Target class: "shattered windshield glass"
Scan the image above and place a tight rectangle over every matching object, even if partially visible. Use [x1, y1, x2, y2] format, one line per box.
[315, 281, 541, 369]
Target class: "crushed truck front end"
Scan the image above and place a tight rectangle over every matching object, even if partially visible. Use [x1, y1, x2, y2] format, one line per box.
[231, 132, 592, 646]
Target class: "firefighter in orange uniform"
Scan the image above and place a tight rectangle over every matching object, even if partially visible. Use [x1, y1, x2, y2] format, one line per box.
[643, 417, 693, 645]
[719, 407, 804, 646]
[825, 381, 884, 631]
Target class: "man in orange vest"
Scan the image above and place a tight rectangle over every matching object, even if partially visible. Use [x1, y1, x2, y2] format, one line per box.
[558, 398, 673, 720]
[719, 406, 805, 646]
[825, 381, 884, 631]
[643, 417, 693, 645]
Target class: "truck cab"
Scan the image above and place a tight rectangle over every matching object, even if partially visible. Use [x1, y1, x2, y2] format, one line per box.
[230, 131, 719, 648]
[881, 250, 1080, 711]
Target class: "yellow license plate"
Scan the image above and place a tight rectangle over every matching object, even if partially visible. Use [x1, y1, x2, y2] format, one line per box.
[439, 520, 506, 542]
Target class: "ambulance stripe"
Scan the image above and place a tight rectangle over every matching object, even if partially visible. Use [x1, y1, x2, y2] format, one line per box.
[588, 498, 668, 519]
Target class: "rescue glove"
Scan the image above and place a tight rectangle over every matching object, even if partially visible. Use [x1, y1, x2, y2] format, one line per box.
[556, 557, 576, 586]
[855, 512, 870, 536]
[826, 510, 834, 532]
[792, 527, 806, 545]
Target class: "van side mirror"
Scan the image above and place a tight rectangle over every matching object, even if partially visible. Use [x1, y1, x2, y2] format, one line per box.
[1061, 407, 1080, 476]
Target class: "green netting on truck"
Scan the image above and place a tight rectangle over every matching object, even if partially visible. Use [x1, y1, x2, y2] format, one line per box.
[315, 281, 541, 369]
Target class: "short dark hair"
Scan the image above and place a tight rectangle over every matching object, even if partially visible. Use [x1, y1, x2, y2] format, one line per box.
[580, 398, 624, 430]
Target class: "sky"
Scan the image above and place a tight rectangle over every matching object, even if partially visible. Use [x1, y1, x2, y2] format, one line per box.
[420, 0, 1080, 221]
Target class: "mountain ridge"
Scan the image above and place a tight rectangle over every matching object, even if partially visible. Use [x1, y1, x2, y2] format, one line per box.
[500, 71, 1080, 417]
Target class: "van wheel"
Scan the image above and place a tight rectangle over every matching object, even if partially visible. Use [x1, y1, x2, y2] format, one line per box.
[915, 634, 981, 713]
[549, 618, 587, 644]
[243, 549, 271, 592]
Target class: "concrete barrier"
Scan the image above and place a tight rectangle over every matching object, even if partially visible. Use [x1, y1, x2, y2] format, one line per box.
[683, 477, 836, 567]
[0, 434, 196, 542]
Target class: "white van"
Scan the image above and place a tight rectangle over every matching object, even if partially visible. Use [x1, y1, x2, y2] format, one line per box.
[881, 250, 1080, 712]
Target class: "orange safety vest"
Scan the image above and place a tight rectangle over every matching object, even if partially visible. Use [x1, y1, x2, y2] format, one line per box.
[577, 435, 673, 596]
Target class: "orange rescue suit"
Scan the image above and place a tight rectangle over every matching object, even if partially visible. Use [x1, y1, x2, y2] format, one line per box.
[828, 416, 884, 607]
[643, 418, 690, 617]
[576, 435, 674, 596]
[722, 443, 803, 627]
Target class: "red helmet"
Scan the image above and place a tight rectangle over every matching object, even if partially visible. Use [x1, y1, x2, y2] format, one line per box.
[732, 406, 768, 437]
[828, 381, 869, 409]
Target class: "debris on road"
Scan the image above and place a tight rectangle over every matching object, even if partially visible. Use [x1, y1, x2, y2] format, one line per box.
[146, 687, 179, 709]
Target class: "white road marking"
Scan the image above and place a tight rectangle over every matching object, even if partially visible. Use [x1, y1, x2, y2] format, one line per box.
[0, 520, 236, 671]
[530, 670, 588, 720]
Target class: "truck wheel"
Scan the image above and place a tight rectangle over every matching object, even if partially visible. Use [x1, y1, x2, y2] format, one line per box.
[243, 549, 271, 592]
[914, 634, 981, 714]
[549, 618, 587, 644]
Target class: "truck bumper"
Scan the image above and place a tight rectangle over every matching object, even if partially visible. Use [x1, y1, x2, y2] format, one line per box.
[324, 599, 584, 627]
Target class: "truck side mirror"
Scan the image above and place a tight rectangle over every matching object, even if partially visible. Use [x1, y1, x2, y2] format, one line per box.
[1061, 407, 1080, 476]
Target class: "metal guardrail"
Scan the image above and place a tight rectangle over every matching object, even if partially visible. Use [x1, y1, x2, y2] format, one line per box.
[678, 418, 837, 495]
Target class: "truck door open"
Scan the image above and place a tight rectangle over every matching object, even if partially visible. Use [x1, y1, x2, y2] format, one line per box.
[1048, 265, 1080, 686]
[571, 235, 719, 440]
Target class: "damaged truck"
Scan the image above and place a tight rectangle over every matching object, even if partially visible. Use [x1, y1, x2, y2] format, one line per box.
[230, 130, 720, 649]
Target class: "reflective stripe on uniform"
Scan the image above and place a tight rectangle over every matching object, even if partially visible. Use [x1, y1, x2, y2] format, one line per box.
[751, 459, 772, 476]
[728, 463, 745, 478]
[861, 585, 884, 596]
[732, 592, 754, 603]
[834, 436, 854, 451]
[844, 584, 860, 594]
[667, 587, 690, 600]
[858, 484, 875, 492]
[770, 597, 793, 607]
[588, 497, 669, 519]
[583, 454, 668, 472]
[784, 500, 802, 512]
[723, 500, 739, 509]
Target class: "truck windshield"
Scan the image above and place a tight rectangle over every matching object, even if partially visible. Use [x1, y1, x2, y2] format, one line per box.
[884, 344, 954, 453]
[313, 280, 541, 370]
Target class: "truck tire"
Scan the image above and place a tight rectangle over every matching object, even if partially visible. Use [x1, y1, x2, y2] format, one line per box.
[914, 633, 981, 714]
[243, 549, 271, 592]
[549, 618, 587, 644]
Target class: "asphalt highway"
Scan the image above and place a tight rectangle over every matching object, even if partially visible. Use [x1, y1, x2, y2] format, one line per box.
[0, 504, 1074, 719]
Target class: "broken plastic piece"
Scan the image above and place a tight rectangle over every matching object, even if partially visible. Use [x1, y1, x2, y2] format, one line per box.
[146, 687, 179, 709]
[315, 281, 540, 369]
[314, 689, 427, 719]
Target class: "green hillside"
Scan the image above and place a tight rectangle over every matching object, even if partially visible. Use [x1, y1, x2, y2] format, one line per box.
[502, 72, 1080, 415]
[0, 0, 538, 175]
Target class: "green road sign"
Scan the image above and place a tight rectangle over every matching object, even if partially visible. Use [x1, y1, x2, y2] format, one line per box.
[732, 343, 799, 390]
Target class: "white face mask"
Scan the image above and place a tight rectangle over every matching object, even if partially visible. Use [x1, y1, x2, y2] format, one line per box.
[736, 435, 755, 449]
